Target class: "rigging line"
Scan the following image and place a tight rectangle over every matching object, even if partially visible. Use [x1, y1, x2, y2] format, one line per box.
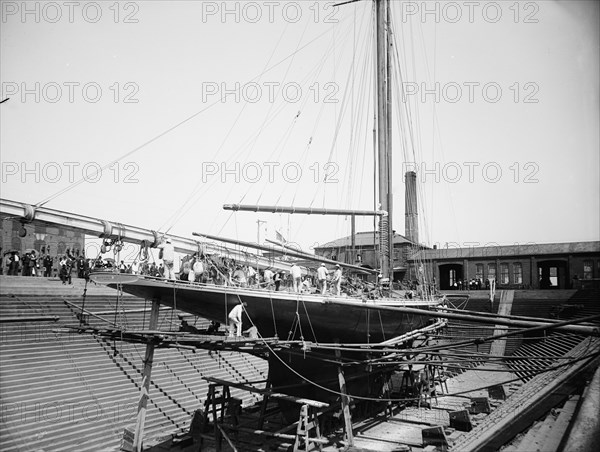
[350, 27, 375, 210]
[168, 100, 293, 234]
[377, 309, 386, 342]
[391, 15, 434, 252]
[234, 12, 315, 200]
[341, 3, 369, 211]
[164, 84, 305, 229]
[228, 36, 336, 211]
[301, 299, 318, 344]
[348, 2, 356, 210]
[294, 299, 306, 342]
[304, 14, 371, 212]
[393, 10, 430, 240]
[167, 25, 346, 232]
[304, 14, 371, 215]
[281, 51, 338, 207]
[267, 19, 359, 212]
[341, 11, 374, 212]
[34, 22, 344, 210]
[269, 295, 278, 338]
[238, 301, 599, 403]
[159, 105, 251, 233]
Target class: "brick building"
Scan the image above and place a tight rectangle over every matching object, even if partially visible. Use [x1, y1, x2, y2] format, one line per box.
[409, 241, 600, 290]
[1, 215, 86, 260]
[313, 231, 423, 281]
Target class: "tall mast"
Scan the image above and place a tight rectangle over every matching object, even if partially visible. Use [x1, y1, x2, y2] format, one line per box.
[386, 0, 394, 281]
[376, 0, 392, 282]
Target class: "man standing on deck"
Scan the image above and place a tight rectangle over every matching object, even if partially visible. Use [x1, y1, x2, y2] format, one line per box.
[158, 238, 176, 280]
[263, 268, 274, 289]
[247, 265, 257, 287]
[291, 263, 302, 292]
[332, 264, 342, 296]
[192, 256, 204, 282]
[228, 301, 247, 337]
[317, 263, 328, 295]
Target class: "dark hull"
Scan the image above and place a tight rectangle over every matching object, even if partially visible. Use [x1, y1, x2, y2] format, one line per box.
[90, 272, 438, 344]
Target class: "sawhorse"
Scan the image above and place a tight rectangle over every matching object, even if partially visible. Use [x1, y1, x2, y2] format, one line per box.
[293, 403, 323, 452]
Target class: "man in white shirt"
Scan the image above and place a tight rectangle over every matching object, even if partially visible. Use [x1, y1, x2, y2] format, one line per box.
[332, 264, 342, 296]
[291, 263, 302, 292]
[158, 238, 176, 280]
[317, 263, 328, 295]
[228, 301, 247, 337]
[247, 266, 257, 287]
[192, 257, 204, 282]
[263, 268, 274, 289]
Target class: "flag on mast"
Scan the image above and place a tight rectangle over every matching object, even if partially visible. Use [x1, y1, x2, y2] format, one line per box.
[275, 230, 287, 244]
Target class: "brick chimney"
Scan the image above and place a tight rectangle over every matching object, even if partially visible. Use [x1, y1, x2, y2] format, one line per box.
[405, 171, 418, 245]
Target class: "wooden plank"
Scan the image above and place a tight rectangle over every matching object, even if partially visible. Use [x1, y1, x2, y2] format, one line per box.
[221, 423, 329, 444]
[202, 376, 329, 408]
[540, 396, 580, 452]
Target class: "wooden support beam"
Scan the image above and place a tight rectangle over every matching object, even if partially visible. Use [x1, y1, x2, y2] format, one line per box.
[0, 316, 59, 323]
[133, 299, 160, 452]
[221, 424, 329, 444]
[217, 424, 238, 452]
[257, 367, 272, 430]
[202, 376, 329, 408]
[561, 366, 600, 452]
[539, 396, 580, 452]
[336, 347, 354, 446]
[223, 204, 386, 217]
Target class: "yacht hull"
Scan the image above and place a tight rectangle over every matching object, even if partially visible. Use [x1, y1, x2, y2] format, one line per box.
[90, 272, 437, 344]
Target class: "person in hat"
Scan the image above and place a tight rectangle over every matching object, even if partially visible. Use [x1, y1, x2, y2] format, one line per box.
[158, 237, 176, 280]
[317, 263, 328, 295]
[332, 264, 343, 296]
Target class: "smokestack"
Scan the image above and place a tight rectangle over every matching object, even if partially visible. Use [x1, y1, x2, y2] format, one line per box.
[405, 171, 418, 245]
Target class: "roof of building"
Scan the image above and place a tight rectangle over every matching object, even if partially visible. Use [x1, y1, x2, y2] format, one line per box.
[314, 231, 417, 250]
[408, 241, 600, 261]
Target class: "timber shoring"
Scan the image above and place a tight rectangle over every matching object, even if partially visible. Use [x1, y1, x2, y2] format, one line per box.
[450, 338, 600, 452]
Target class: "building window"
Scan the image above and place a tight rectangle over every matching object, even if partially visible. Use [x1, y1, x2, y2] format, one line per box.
[488, 263, 496, 280]
[500, 263, 509, 284]
[513, 263, 523, 284]
[475, 264, 483, 281]
[583, 260, 593, 279]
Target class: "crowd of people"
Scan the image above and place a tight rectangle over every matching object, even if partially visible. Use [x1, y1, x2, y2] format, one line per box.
[449, 278, 486, 290]
[2, 240, 441, 298]
[2, 249, 92, 284]
[116, 238, 356, 296]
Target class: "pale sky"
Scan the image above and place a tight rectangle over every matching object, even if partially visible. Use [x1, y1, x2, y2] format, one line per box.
[1, 0, 598, 254]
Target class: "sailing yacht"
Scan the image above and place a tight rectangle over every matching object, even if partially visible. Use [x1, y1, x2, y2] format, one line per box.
[1, 0, 445, 402]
